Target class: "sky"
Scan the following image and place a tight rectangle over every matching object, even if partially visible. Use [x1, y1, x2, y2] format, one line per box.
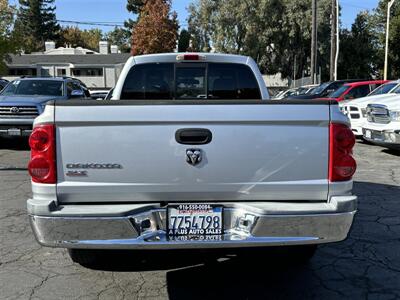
[9, 0, 380, 32]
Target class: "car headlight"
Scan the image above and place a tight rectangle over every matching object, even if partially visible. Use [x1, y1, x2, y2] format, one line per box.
[390, 110, 400, 121]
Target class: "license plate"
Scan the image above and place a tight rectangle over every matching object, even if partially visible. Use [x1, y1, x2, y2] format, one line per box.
[167, 204, 223, 237]
[7, 129, 22, 136]
[365, 130, 371, 139]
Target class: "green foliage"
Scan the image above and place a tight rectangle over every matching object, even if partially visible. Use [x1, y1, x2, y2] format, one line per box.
[178, 29, 191, 52]
[338, 12, 378, 79]
[81, 29, 103, 51]
[187, 0, 217, 52]
[126, 0, 145, 14]
[125, 0, 145, 33]
[57, 27, 104, 52]
[15, 0, 60, 53]
[105, 27, 131, 53]
[0, 0, 21, 74]
[187, 0, 333, 78]
[370, 0, 400, 78]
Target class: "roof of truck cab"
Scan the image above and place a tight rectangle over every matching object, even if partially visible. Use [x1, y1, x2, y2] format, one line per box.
[131, 53, 252, 65]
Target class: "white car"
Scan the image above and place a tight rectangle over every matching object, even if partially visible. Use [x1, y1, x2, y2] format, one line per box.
[340, 81, 400, 136]
[362, 98, 400, 150]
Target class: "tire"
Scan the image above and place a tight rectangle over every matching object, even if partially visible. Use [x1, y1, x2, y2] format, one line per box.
[68, 249, 102, 266]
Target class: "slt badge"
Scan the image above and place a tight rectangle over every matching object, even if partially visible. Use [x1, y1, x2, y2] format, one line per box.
[186, 149, 202, 166]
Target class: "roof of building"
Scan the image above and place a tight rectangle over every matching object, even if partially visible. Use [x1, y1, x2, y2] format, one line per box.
[44, 47, 99, 55]
[7, 53, 131, 66]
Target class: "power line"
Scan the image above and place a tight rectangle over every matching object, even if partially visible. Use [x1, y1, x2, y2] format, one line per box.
[57, 20, 124, 27]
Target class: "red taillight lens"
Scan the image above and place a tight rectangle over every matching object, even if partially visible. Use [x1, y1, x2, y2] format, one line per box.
[28, 124, 56, 184]
[28, 156, 51, 180]
[176, 54, 205, 61]
[183, 54, 199, 60]
[329, 123, 357, 182]
[29, 128, 50, 151]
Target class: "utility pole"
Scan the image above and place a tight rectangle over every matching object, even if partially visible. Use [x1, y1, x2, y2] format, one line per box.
[311, 0, 318, 84]
[334, 0, 339, 80]
[384, 0, 396, 80]
[330, 0, 337, 81]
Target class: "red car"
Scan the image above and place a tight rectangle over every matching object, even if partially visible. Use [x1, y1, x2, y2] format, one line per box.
[321, 80, 389, 102]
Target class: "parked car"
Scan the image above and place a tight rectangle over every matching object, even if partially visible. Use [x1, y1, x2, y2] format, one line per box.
[272, 84, 318, 100]
[272, 88, 298, 100]
[105, 88, 114, 100]
[362, 99, 400, 150]
[89, 89, 111, 100]
[321, 80, 388, 102]
[288, 79, 368, 100]
[367, 80, 400, 96]
[27, 53, 357, 266]
[0, 77, 88, 137]
[296, 84, 319, 95]
[341, 82, 400, 136]
[0, 79, 9, 91]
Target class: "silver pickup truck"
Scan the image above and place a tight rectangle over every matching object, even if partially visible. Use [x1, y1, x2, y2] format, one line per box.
[27, 53, 357, 265]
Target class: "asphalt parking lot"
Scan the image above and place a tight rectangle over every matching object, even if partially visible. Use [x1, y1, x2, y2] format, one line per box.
[0, 138, 400, 300]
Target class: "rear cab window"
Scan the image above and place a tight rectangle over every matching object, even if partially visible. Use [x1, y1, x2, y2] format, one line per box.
[121, 63, 261, 100]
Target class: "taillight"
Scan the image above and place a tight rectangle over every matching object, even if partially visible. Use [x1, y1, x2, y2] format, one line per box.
[28, 124, 56, 184]
[329, 123, 357, 182]
[176, 54, 205, 61]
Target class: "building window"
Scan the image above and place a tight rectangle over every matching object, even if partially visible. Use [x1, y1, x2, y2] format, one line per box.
[57, 68, 66, 76]
[8, 68, 37, 76]
[41, 68, 50, 77]
[72, 68, 103, 77]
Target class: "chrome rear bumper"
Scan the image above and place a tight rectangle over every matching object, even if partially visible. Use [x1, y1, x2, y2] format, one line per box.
[28, 197, 357, 249]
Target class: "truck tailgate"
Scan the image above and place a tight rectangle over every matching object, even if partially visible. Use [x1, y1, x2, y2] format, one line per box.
[55, 102, 330, 203]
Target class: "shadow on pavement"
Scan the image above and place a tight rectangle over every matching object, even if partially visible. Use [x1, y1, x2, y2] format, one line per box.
[75, 181, 400, 299]
[0, 137, 30, 150]
[382, 149, 400, 157]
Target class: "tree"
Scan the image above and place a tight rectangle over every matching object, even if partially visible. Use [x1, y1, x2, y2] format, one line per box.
[125, 0, 145, 33]
[0, 0, 21, 74]
[187, 0, 217, 52]
[15, 0, 60, 53]
[81, 29, 103, 51]
[57, 27, 103, 52]
[127, 0, 145, 14]
[178, 29, 191, 52]
[105, 27, 131, 53]
[131, 0, 179, 55]
[187, 0, 332, 78]
[338, 12, 378, 79]
[370, 0, 400, 78]
[58, 26, 85, 48]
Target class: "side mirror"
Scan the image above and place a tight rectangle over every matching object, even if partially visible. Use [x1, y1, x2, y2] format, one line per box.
[70, 90, 84, 98]
[344, 94, 354, 100]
